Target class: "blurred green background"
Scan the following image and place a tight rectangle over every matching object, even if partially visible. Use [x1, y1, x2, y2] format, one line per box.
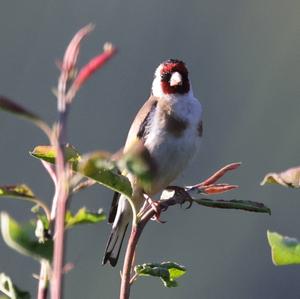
[1, 0, 300, 298]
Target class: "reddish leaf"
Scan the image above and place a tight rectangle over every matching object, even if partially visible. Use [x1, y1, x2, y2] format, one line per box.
[62, 24, 94, 72]
[72, 43, 117, 91]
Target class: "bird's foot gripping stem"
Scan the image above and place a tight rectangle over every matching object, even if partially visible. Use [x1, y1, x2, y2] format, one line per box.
[142, 196, 166, 223]
[163, 186, 193, 209]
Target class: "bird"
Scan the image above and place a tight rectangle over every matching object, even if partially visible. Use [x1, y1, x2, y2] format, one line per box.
[102, 59, 203, 266]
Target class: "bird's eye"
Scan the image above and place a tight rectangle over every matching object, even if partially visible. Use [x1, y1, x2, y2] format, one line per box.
[161, 73, 171, 81]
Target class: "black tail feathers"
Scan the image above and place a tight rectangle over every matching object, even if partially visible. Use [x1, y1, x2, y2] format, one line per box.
[102, 222, 129, 267]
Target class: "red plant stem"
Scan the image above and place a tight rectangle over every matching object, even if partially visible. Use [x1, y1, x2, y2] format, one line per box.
[37, 284, 48, 299]
[51, 59, 70, 299]
[51, 112, 70, 299]
[37, 261, 49, 299]
[120, 192, 186, 299]
[120, 224, 143, 299]
[51, 193, 67, 299]
[51, 176, 68, 299]
[120, 203, 163, 299]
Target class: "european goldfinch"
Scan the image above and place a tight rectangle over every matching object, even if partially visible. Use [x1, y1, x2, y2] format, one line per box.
[103, 59, 203, 266]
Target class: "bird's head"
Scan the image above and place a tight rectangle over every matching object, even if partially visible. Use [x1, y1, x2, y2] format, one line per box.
[152, 59, 191, 97]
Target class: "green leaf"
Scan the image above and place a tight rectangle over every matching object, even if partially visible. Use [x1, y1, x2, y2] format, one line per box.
[33, 207, 105, 231]
[261, 166, 300, 188]
[135, 262, 186, 288]
[0, 212, 53, 262]
[0, 273, 30, 299]
[78, 152, 132, 198]
[118, 141, 156, 189]
[0, 96, 51, 138]
[30, 144, 81, 168]
[65, 207, 106, 229]
[0, 184, 34, 199]
[267, 231, 300, 266]
[31, 145, 133, 198]
[193, 198, 271, 215]
[0, 185, 50, 220]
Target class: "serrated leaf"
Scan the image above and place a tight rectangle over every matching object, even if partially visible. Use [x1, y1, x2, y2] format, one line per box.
[65, 207, 106, 229]
[267, 231, 300, 266]
[30, 144, 81, 168]
[0, 184, 50, 219]
[0, 213, 53, 262]
[78, 152, 132, 198]
[193, 198, 271, 214]
[0, 96, 51, 138]
[261, 166, 300, 188]
[135, 262, 186, 288]
[0, 273, 30, 299]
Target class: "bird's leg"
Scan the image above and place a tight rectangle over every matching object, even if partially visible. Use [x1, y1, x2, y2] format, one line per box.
[143, 195, 166, 223]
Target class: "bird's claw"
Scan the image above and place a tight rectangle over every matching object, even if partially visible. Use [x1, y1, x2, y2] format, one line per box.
[151, 213, 166, 223]
[185, 199, 193, 209]
[166, 186, 193, 209]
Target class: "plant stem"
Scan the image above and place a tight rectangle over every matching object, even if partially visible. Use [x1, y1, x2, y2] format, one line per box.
[120, 224, 143, 299]
[51, 63, 70, 298]
[37, 261, 49, 299]
[51, 117, 70, 299]
[51, 177, 68, 299]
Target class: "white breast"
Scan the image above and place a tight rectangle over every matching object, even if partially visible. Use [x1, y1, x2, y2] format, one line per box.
[145, 93, 202, 195]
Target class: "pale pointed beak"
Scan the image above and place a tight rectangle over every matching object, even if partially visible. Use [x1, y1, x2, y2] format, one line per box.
[169, 72, 182, 86]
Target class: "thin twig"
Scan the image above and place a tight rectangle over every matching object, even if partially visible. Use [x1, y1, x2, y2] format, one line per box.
[42, 161, 58, 187]
[51, 112, 70, 299]
[129, 273, 138, 285]
[71, 178, 96, 194]
[50, 44, 70, 299]
[120, 225, 143, 299]
[37, 261, 49, 299]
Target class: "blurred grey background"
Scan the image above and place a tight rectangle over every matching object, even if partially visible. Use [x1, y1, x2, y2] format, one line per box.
[1, 0, 300, 298]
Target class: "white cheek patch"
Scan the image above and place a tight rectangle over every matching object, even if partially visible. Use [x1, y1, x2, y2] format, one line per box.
[152, 76, 164, 97]
[152, 64, 164, 97]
